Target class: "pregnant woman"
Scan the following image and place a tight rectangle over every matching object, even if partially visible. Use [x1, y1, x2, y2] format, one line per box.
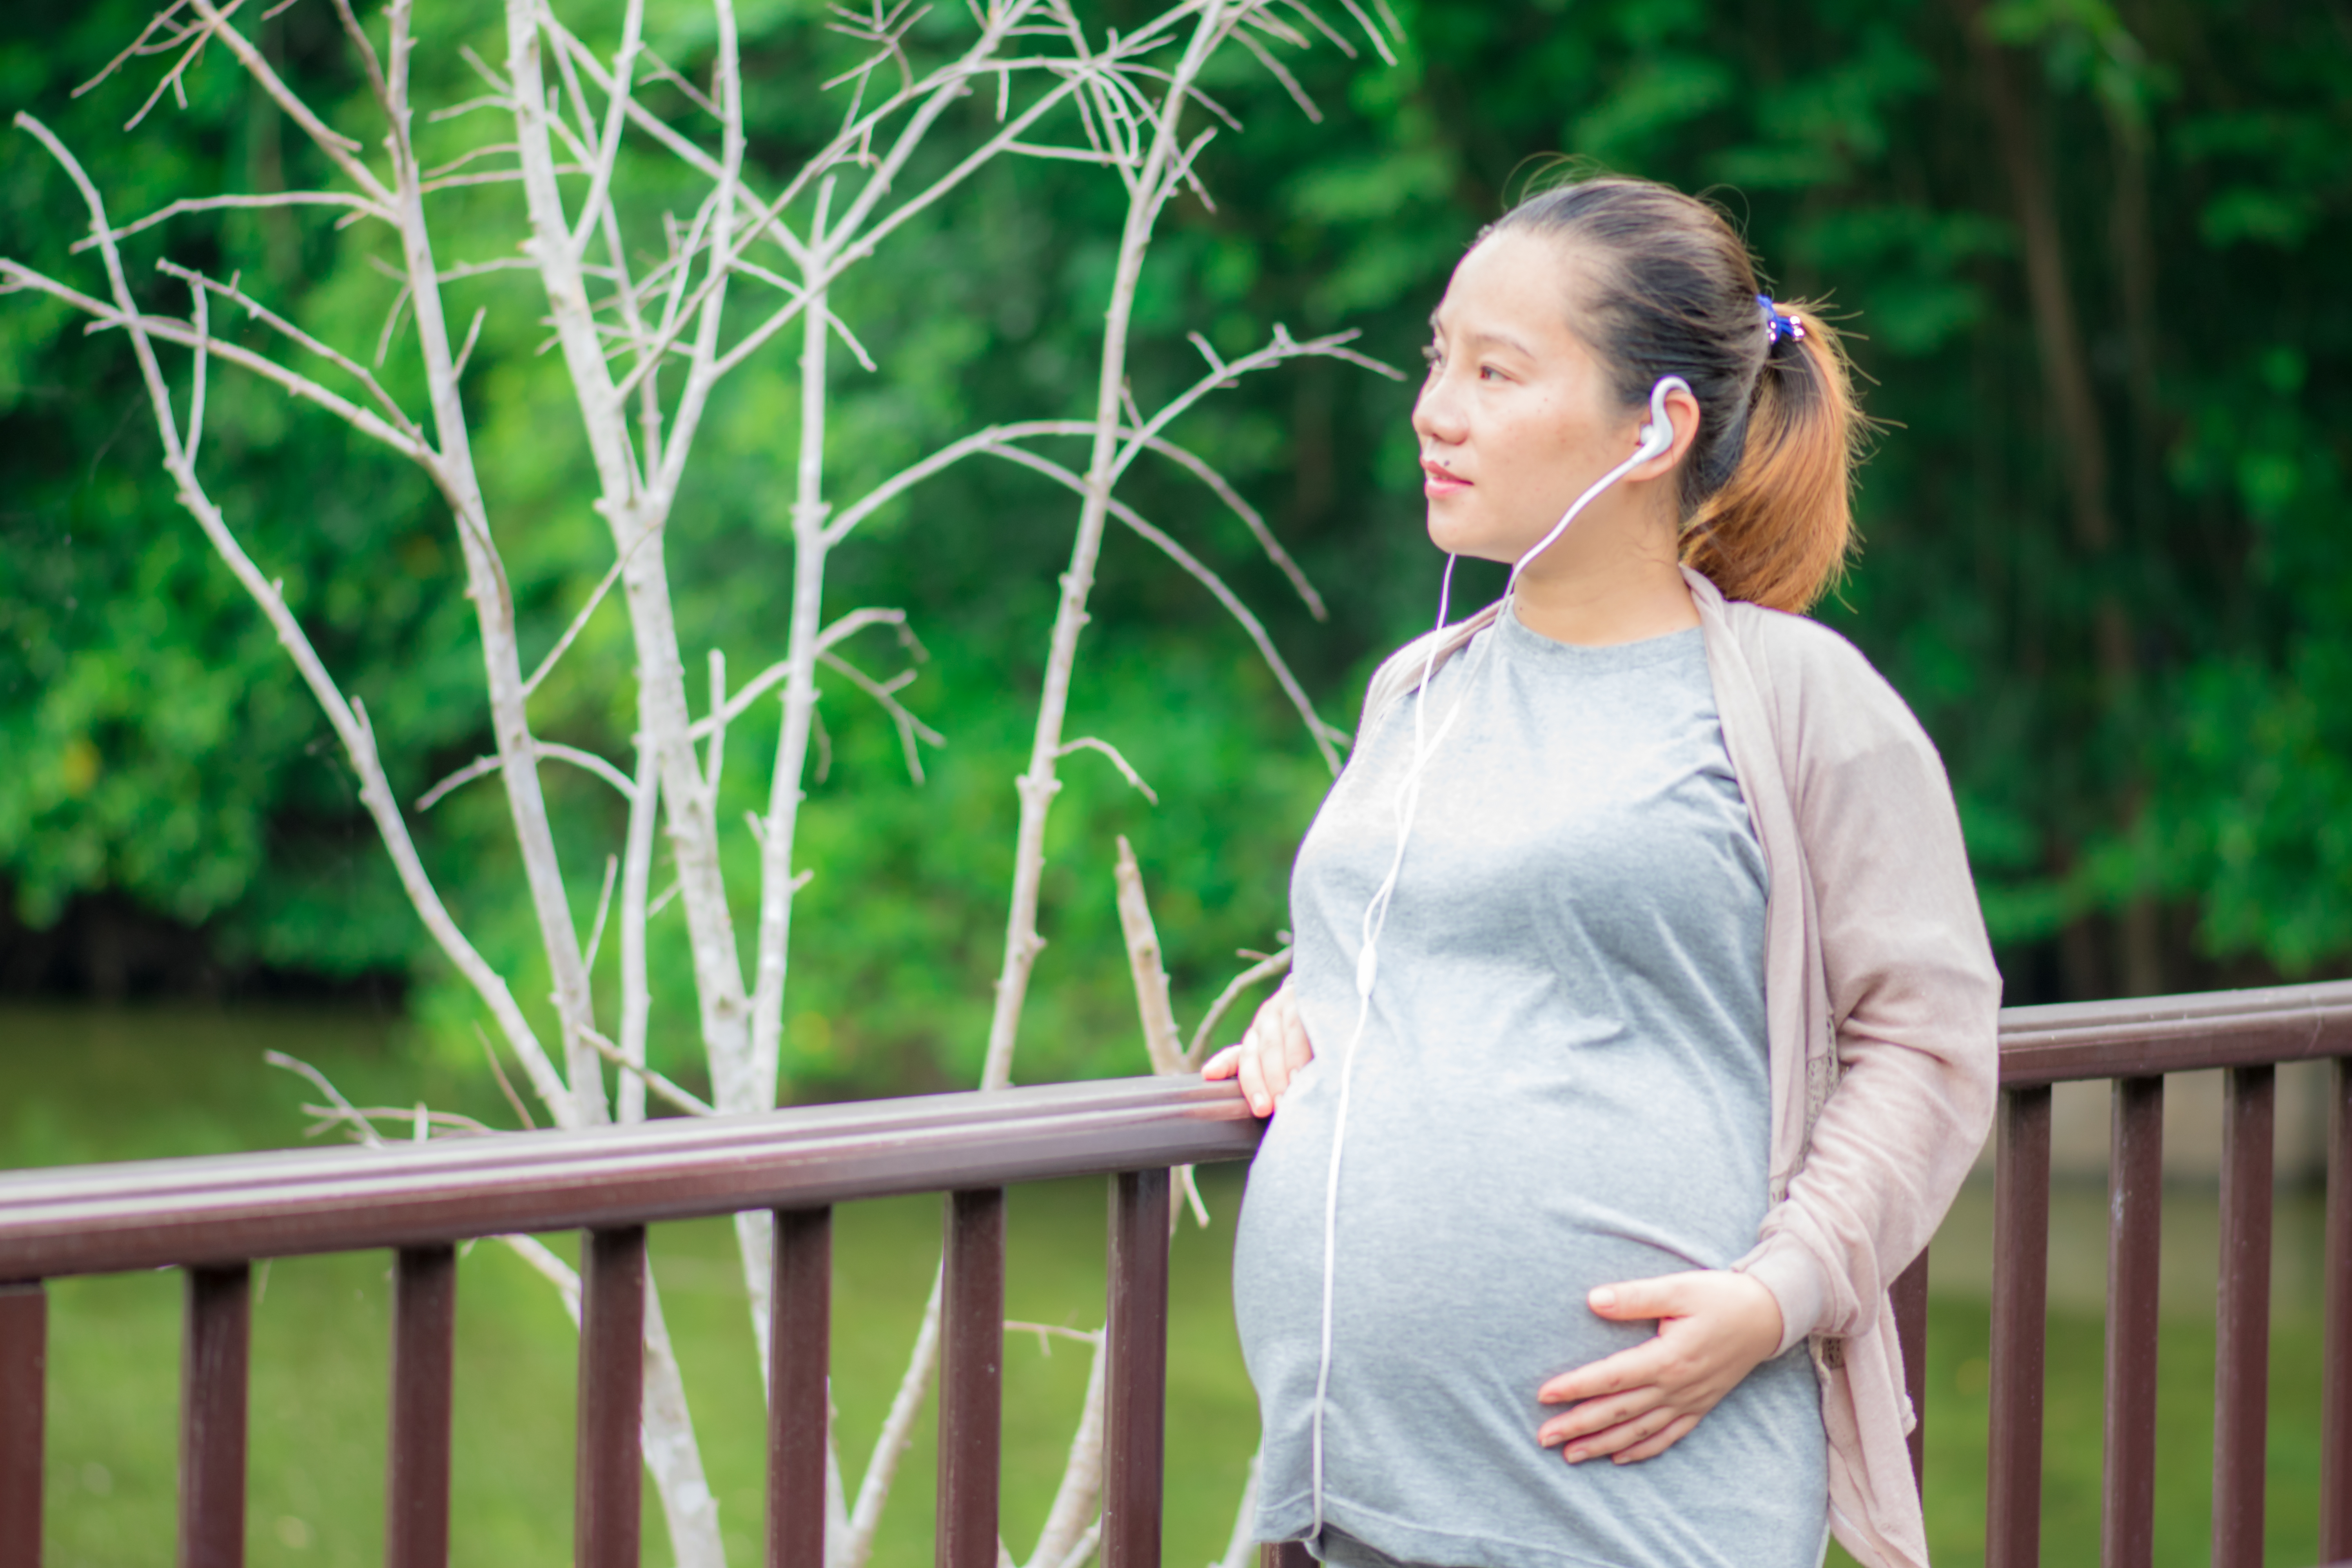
[1204, 175, 2001, 1568]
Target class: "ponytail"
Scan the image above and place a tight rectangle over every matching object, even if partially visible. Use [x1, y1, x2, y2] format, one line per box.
[1490, 178, 1869, 615]
[1680, 304, 1861, 613]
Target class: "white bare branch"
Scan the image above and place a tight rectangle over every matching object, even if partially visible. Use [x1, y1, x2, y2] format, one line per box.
[1024, 1328, 1107, 1568]
[1217, 1443, 1264, 1568]
[0, 261, 426, 460]
[10, 110, 577, 1126]
[1183, 945, 1291, 1068]
[156, 258, 422, 437]
[72, 190, 390, 251]
[581, 1025, 714, 1116]
[185, 0, 389, 201]
[521, 523, 662, 701]
[981, 441, 1345, 771]
[1113, 834, 1185, 1075]
[820, 651, 943, 784]
[414, 740, 638, 812]
[844, 1269, 943, 1568]
[581, 852, 619, 972]
[1060, 737, 1157, 804]
[263, 1049, 386, 1148]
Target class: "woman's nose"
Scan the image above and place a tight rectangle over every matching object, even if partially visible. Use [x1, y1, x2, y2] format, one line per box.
[1412, 375, 1466, 445]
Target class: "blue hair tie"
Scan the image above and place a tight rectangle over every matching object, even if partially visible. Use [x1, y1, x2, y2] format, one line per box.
[1758, 293, 1806, 345]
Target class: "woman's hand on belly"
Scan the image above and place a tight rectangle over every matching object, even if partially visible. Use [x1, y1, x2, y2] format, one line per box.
[1534, 1270, 1786, 1465]
[1201, 982, 1314, 1117]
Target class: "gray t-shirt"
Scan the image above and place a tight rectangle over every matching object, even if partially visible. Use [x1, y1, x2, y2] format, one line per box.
[1232, 607, 1829, 1568]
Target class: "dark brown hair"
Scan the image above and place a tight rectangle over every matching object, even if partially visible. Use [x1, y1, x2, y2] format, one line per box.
[1485, 175, 1864, 613]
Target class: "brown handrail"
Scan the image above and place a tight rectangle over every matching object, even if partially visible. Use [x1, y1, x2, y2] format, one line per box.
[0, 1073, 1262, 1281]
[1997, 978, 2352, 1085]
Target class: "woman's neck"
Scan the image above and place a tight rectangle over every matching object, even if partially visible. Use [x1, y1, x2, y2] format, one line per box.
[1506, 532, 1698, 647]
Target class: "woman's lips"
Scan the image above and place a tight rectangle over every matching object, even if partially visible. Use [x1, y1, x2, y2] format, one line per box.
[1421, 461, 1470, 497]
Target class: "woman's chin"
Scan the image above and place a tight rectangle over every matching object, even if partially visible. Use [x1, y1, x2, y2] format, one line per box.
[1424, 513, 1519, 565]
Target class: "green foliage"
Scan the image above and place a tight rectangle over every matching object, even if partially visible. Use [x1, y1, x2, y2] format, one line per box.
[5, 0, 2350, 1093]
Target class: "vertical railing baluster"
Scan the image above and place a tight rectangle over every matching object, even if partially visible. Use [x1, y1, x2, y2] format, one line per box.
[1987, 1085, 2052, 1568]
[2213, 1065, 2274, 1568]
[0, 1280, 45, 1568]
[2102, 1076, 2164, 1568]
[1258, 1546, 1314, 1568]
[387, 1246, 457, 1568]
[769, 1208, 832, 1568]
[180, 1263, 251, 1568]
[2324, 1056, 2352, 1563]
[1104, 1170, 1172, 1568]
[938, 1189, 1005, 1568]
[577, 1227, 647, 1568]
[1891, 1252, 1929, 1493]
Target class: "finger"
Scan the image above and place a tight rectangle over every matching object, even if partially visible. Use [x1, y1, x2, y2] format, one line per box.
[1586, 1272, 1705, 1323]
[1276, 1004, 1314, 1078]
[1235, 1036, 1274, 1117]
[1537, 1386, 1662, 1449]
[1538, 1341, 1670, 1405]
[1562, 1402, 1680, 1465]
[1612, 1412, 1703, 1465]
[1259, 1036, 1298, 1103]
[1201, 1045, 1242, 1080]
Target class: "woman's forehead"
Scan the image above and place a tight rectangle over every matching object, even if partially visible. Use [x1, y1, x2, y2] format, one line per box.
[1434, 233, 1595, 352]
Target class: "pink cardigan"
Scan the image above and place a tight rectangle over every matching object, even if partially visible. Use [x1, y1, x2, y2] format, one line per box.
[1356, 568, 2002, 1568]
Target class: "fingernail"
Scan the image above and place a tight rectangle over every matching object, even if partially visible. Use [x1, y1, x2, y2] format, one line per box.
[1565, 1448, 1585, 1464]
[1590, 1287, 1616, 1309]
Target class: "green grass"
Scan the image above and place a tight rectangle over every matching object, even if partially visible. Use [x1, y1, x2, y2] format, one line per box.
[2, 1005, 2338, 1566]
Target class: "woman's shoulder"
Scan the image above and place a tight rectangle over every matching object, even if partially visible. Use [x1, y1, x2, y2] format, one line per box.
[1712, 597, 1946, 769]
[1355, 607, 1497, 738]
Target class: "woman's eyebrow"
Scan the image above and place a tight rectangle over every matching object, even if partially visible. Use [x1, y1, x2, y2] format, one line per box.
[1426, 310, 1535, 359]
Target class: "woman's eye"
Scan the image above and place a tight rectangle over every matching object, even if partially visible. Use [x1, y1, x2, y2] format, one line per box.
[1420, 343, 1442, 369]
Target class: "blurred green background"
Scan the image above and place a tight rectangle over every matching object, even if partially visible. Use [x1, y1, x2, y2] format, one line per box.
[5, 0, 2351, 1082]
[4, 0, 2350, 1565]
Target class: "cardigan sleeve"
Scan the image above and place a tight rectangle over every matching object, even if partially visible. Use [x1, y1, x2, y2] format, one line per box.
[1739, 631, 2002, 1349]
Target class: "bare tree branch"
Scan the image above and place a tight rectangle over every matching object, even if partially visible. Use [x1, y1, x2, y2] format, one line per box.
[1059, 737, 1156, 804]
[263, 1049, 385, 1148]
[521, 521, 662, 701]
[581, 1025, 713, 1116]
[73, 190, 390, 251]
[415, 740, 636, 812]
[11, 110, 575, 1125]
[185, 0, 389, 201]
[1113, 835, 1185, 1075]
[1024, 1329, 1107, 1568]
[982, 441, 1346, 770]
[0, 261, 426, 459]
[1183, 945, 1291, 1068]
[820, 651, 943, 784]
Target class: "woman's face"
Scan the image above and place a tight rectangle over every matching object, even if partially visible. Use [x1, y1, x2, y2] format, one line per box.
[1411, 232, 1655, 567]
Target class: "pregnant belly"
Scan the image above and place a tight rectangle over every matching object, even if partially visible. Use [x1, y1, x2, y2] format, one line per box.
[1230, 1082, 1742, 1423]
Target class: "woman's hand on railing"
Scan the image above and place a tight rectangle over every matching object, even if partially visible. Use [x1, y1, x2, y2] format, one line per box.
[1532, 1269, 1786, 1465]
[1201, 982, 1314, 1118]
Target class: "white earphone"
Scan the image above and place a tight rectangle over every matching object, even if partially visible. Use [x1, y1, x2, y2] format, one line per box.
[1303, 372, 1695, 1540]
[1635, 374, 1691, 461]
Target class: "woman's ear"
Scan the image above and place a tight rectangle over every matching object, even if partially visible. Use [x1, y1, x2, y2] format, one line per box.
[1629, 381, 1703, 484]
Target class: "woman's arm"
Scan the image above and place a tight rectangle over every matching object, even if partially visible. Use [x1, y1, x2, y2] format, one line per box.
[1200, 980, 1314, 1117]
[1735, 689, 2003, 1355]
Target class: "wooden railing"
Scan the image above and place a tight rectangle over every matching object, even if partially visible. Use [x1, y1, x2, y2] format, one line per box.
[1955, 981, 2352, 1568]
[0, 1075, 1263, 1568]
[1, 980, 2349, 1568]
